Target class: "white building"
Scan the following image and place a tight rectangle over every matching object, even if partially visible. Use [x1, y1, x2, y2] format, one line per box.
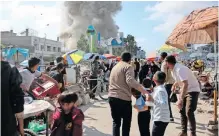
[1, 29, 63, 61]
[136, 46, 146, 59]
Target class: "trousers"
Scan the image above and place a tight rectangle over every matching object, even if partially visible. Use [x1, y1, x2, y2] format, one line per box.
[180, 92, 199, 134]
[109, 97, 132, 136]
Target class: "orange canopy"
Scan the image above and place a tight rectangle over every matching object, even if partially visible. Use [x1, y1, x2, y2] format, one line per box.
[116, 56, 121, 61]
[147, 52, 157, 58]
[147, 52, 157, 61]
[166, 6, 218, 51]
[103, 54, 117, 59]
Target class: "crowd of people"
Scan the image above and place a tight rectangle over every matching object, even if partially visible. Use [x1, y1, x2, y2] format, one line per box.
[2, 55, 85, 136]
[2, 50, 213, 136]
[108, 52, 202, 136]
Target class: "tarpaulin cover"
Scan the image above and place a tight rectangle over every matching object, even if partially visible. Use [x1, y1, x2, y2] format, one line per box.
[3, 48, 29, 59]
[135, 95, 146, 110]
[24, 100, 55, 119]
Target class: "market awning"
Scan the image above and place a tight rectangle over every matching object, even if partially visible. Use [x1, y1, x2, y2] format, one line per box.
[62, 49, 85, 65]
[166, 6, 218, 51]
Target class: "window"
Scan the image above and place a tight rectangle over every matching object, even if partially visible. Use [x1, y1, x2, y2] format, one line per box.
[47, 46, 51, 51]
[34, 44, 39, 50]
[41, 45, 44, 51]
[53, 47, 56, 52]
[58, 47, 61, 52]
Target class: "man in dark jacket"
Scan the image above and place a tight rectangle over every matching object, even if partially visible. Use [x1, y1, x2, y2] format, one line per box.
[90, 56, 105, 99]
[139, 61, 150, 84]
[151, 61, 160, 75]
[1, 61, 25, 136]
[134, 58, 140, 80]
[51, 57, 67, 88]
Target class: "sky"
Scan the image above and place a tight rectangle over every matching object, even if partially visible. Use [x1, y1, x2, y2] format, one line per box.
[0, 1, 218, 56]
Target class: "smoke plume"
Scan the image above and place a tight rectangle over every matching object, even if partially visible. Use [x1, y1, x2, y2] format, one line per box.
[61, 1, 122, 50]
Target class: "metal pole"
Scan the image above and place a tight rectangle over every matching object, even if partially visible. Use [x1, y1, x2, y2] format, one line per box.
[0, 47, 2, 60]
[90, 35, 93, 53]
[213, 27, 218, 123]
[109, 46, 113, 54]
[46, 110, 49, 136]
[42, 33, 46, 65]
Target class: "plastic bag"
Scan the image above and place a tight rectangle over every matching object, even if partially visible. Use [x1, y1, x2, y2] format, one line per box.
[28, 120, 46, 133]
[135, 96, 145, 110]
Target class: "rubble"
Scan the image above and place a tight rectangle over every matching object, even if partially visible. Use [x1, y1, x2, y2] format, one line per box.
[65, 84, 91, 107]
[205, 119, 218, 136]
[197, 107, 205, 113]
[206, 124, 218, 130]
[207, 110, 214, 114]
[81, 93, 90, 105]
[208, 120, 218, 125]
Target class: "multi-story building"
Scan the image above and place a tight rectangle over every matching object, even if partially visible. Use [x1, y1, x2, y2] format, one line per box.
[136, 47, 146, 59]
[1, 29, 63, 62]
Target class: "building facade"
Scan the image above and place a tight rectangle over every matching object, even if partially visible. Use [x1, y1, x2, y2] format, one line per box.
[1, 29, 63, 61]
[136, 46, 146, 59]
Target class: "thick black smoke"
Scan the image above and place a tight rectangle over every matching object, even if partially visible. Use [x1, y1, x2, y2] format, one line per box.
[60, 1, 122, 49]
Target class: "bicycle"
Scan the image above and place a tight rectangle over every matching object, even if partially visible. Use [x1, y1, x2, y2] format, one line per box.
[79, 70, 109, 100]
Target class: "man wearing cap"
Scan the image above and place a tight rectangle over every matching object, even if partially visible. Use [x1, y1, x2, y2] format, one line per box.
[160, 52, 175, 122]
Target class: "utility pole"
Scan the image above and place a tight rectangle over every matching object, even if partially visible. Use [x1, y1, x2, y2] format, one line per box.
[41, 24, 49, 65]
[41, 33, 46, 65]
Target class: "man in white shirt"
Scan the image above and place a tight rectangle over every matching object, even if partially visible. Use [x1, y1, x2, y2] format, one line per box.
[20, 57, 59, 92]
[165, 55, 200, 136]
[160, 52, 175, 122]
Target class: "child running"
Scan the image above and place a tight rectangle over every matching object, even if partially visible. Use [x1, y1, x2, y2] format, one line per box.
[147, 71, 170, 136]
[132, 78, 153, 136]
[50, 92, 84, 136]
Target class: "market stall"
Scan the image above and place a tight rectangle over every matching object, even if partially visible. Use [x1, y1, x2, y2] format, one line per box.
[2, 47, 29, 63]
[158, 44, 182, 54]
[146, 52, 158, 61]
[103, 54, 117, 59]
[83, 53, 106, 60]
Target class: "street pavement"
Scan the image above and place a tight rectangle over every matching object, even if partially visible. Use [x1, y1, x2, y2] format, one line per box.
[80, 96, 217, 136]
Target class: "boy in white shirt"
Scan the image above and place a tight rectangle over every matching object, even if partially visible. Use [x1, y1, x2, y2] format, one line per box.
[147, 71, 170, 136]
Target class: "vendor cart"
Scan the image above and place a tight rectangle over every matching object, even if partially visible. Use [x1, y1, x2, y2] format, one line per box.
[24, 98, 55, 136]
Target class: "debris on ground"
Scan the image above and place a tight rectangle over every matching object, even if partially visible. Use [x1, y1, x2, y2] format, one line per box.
[207, 110, 214, 114]
[197, 107, 205, 113]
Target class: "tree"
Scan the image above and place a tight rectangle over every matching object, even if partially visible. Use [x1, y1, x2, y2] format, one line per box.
[76, 34, 141, 56]
[112, 47, 125, 56]
[109, 34, 140, 56]
[123, 34, 138, 56]
[77, 34, 89, 53]
[96, 47, 106, 55]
